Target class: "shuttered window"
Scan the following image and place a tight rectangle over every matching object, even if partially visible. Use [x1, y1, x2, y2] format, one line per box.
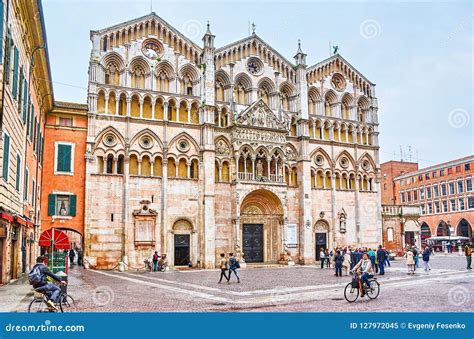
[15, 154, 20, 191]
[18, 67, 23, 114]
[11, 45, 19, 99]
[0, 1, 4, 61]
[56, 143, 72, 173]
[23, 168, 28, 201]
[48, 194, 76, 216]
[28, 103, 34, 140]
[22, 80, 29, 123]
[2, 133, 9, 180]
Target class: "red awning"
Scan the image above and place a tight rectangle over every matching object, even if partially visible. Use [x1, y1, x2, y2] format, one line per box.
[15, 216, 34, 228]
[39, 228, 71, 250]
[0, 212, 14, 222]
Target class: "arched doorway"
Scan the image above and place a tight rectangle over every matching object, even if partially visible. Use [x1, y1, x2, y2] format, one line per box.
[436, 221, 450, 236]
[456, 219, 472, 241]
[420, 222, 431, 246]
[314, 220, 329, 261]
[171, 219, 195, 266]
[240, 189, 284, 263]
[403, 219, 419, 247]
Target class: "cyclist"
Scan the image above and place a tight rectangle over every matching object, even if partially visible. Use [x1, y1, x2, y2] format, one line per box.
[29, 256, 66, 310]
[351, 252, 374, 297]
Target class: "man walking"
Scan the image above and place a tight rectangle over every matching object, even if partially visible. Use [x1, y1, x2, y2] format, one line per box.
[376, 245, 386, 275]
[68, 249, 75, 266]
[464, 243, 472, 270]
[422, 246, 431, 271]
[218, 253, 229, 284]
[228, 253, 240, 283]
[320, 249, 326, 269]
[334, 250, 344, 277]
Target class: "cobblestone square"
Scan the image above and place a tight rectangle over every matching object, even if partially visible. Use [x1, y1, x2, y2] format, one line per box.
[1, 254, 472, 313]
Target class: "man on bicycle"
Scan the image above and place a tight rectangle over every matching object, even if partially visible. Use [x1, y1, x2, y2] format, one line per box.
[29, 256, 66, 310]
[351, 252, 374, 297]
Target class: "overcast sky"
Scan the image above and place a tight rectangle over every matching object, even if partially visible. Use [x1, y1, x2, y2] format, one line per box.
[42, 0, 473, 168]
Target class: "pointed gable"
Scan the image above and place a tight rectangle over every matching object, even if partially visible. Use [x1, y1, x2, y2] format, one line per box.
[235, 99, 288, 131]
[307, 54, 374, 97]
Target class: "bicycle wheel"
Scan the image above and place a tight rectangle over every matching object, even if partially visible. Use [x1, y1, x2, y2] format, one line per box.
[366, 280, 380, 299]
[59, 294, 77, 312]
[344, 283, 359, 303]
[28, 298, 49, 313]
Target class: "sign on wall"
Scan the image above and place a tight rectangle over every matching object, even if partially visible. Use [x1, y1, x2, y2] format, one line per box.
[285, 224, 298, 248]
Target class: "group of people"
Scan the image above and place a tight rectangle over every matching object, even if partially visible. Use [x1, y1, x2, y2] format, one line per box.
[151, 251, 168, 271]
[218, 253, 240, 284]
[68, 247, 83, 267]
[320, 245, 390, 277]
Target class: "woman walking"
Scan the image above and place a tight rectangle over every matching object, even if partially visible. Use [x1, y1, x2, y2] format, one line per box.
[405, 248, 415, 275]
[218, 253, 229, 284]
[422, 247, 431, 272]
[342, 250, 351, 276]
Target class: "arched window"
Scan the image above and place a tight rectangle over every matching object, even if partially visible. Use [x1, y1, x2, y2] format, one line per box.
[153, 157, 162, 176]
[129, 155, 138, 175]
[222, 161, 230, 182]
[190, 159, 199, 179]
[168, 158, 176, 177]
[131, 65, 145, 89]
[178, 159, 187, 178]
[117, 155, 124, 174]
[141, 156, 151, 176]
[106, 155, 114, 174]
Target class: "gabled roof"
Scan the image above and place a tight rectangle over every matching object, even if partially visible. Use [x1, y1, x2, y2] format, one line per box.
[235, 99, 288, 131]
[307, 53, 374, 86]
[92, 12, 202, 52]
[216, 33, 295, 70]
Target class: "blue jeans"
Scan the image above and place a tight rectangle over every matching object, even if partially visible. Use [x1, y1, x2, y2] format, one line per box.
[361, 273, 373, 288]
[379, 262, 385, 275]
[36, 283, 60, 303]
[229, 268, 240, 281]
[414, 256, 419, 268]
[153, 261, 158, 271]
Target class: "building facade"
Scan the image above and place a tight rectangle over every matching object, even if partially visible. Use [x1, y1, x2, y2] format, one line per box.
[0, 0, 52, 284]
[40, 101, 87, 249]
[83, 13, 382, 269]
[381, 156, 474, 251]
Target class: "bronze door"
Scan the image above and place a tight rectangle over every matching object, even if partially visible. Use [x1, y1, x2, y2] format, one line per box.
[243, 224, 263, 263]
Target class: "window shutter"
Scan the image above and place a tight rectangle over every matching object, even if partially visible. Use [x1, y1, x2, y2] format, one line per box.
[23, 168, 28, 199]
[28, 104, 34, 140]
[18, 67, 23, 114]
[15, 155, 20, 191]
[12, 46, 19, 99]
[48, 194, 56, 216]
[0, 1, 4, 61]
[70, 195, 77, 217]
[57, 144, 72, 172]
[2, 134, 9, 180]
[23, 80, 28, 123]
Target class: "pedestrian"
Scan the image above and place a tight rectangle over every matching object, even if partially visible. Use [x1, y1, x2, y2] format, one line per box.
[376, 245, 386, 275]
[422, 247, 431, 271]
[412, 246, 419, 270]
[464, 243, 472, 270]
[152, 251, 159, 272]
[324, 249, 330, 268]
[405, 248, 415, 275]
[342, 250, 351, 275]
[68, 249, 75, 266]
[384, 248, 391, 267]
[350, 248, 356, 269]
[368, 248, 376, 272]
[76, 248, 83, 267]
[228, 252, 240, 283]
[320, 249, 326, 269]
[218, 253, 229, 284]
[334, 250, 344, 277]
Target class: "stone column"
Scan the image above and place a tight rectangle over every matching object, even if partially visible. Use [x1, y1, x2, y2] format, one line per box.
[139, 97, 144, 118]
[354, 171, 361, 245]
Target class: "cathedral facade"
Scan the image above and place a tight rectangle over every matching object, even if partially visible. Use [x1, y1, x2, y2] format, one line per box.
[84, 13, 381, 269]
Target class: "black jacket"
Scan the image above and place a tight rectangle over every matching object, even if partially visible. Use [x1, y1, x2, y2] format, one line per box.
[377, 249, 386, 262]
[31, 263, 62, 288]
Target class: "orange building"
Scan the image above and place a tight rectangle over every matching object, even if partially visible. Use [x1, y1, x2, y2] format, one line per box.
[381, 155, 474, 251]
[40, 101, 87, 249]
[381, 161, 418, 205]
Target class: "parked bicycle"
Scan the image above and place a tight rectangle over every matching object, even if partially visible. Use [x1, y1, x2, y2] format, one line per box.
[28, 284, 77, 312]
[344, 271, 380, 303]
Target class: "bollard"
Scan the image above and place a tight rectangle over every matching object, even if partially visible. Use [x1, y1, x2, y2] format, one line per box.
[118, 262, 125, 272]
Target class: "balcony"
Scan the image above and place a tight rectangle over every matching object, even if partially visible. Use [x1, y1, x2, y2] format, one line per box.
[237, 172, 284, 183]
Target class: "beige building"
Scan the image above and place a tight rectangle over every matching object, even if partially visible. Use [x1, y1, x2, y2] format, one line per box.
[84, 13, 381, 269]
[0, 0, 53, 283]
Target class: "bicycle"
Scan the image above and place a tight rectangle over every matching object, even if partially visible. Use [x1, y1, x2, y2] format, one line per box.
[28, 284, 77, 312]
[344, 271, 380, 303]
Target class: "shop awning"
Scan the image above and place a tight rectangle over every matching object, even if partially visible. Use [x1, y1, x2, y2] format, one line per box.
[39, 228, 71, 250]
[0, 212, 14, 222]
[15, 215, 34, 228]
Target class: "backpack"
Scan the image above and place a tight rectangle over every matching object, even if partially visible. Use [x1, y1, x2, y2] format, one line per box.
[28, 265, 44, 285]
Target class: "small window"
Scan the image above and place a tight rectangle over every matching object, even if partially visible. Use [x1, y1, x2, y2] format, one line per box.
[466, 178, 472, 192]
[459, 198, 465, 211]
[456, 165, 461, 173]
[48, 194, 77, 217]
[447, 168, 453, 175]
[55, 143, 74, 174]
[465, 163, 471, 171]
[440, 169, 445, 176]
[387, 228, 394, 242]
[425, 173, 430, 180]
[418, 175, 423, 181]
[468, 197, 474, 209]
[432, 171, 437, 178]
[59, 117, 73, 127]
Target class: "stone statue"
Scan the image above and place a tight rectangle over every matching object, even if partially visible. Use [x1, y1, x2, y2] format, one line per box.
[256, 159, 264, 178]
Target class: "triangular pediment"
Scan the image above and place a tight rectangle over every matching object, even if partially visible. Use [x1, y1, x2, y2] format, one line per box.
[235, 99, 288, 131]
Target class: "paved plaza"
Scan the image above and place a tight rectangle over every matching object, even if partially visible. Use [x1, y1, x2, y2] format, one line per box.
[1, 254, 472, 312]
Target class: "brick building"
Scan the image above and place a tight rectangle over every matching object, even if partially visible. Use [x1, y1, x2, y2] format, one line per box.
[381, 155, 474, 251]
[40, 101, 87, 250]
[0, 0, 53, 284]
